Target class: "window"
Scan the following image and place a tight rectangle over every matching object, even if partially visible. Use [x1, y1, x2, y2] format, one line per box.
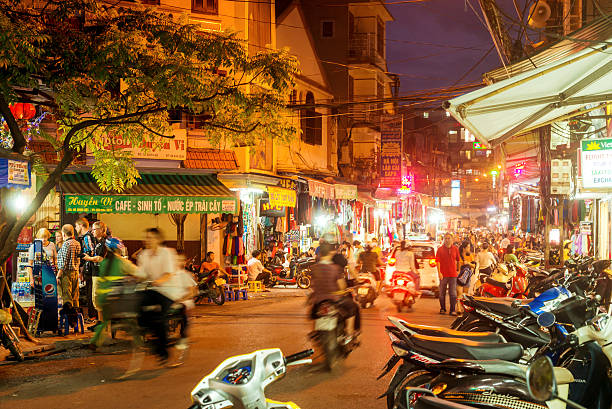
[289, 89, 298, 105]
[192, 0, 218, 14]
[301, 92, 322, 145]
[321, 20, 335, 38]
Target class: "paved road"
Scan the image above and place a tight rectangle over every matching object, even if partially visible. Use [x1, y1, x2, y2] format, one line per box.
[0, 291, 455, 409]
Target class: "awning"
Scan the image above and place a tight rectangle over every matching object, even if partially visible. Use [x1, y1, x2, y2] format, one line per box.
[445, 34, 612, 146]
[60, 172, 238, 214]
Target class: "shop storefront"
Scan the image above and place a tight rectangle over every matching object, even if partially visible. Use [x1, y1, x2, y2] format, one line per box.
[58, 172, 238, 264]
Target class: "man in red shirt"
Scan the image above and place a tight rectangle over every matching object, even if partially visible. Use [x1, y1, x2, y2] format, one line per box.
[436, 233, 461, 315]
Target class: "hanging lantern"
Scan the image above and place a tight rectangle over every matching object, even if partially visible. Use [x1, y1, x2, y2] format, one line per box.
[9, 103, 36, 120]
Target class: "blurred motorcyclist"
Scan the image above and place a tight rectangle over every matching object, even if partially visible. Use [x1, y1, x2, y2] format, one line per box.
[358, 244, 383, 286]
[310, 242, 360, 343]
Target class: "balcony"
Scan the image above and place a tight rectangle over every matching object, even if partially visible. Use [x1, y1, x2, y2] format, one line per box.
[348, 33, 385, 68]
[348, 103, 382, 126]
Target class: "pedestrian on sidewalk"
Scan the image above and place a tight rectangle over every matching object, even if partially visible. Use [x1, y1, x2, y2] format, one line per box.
[83, 221, 109, 330]
[436, 233, 460, 315]
[27, 228, 57, 284]
[57, 224, 81, 309]
[75, 218, 96, 321]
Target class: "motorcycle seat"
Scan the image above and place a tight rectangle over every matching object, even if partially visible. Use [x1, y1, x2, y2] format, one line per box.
[400, 322, 504, 343]
[470, 297, 531, 316]
[407, 334, 523, 362]
[484, 277, 511, 289]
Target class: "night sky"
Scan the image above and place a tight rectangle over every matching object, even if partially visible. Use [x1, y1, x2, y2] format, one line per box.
[386, 0, 528, 94]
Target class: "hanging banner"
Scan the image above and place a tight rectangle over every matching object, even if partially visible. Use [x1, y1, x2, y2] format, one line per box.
[64, 194, 238, 214]
[267, 186, 296, 207]
[380, 115, 402, 189]
[307, 179, 335, 199]
[334, 184, 357, 200]
[581, 138, 612, 189]
[0, 158, 31, 189]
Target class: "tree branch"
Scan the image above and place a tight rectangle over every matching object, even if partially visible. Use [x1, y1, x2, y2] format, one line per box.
[205, 121, 261, 134]
[0, 95, 27, 154]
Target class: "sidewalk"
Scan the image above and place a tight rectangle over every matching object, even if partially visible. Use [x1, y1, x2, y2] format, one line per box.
[1, 286, 308, 364]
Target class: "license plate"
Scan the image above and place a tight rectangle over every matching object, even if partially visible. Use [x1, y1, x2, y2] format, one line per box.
[393, 292, 405, 301]
[358, 287, 369, 295]
[314, 316, 337, 331]
[215, 278, 226, 286]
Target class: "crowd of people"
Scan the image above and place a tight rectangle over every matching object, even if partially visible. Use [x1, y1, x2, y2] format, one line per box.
[27, 219, 197, 369]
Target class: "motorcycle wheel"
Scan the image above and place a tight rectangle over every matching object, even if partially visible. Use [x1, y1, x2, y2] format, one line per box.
[297, 274, 311, 289]
[322, 329, 338, 371]
[209, 285, 225, 306]
[2, 325, 24, 362]
[389, 370, 434, 409]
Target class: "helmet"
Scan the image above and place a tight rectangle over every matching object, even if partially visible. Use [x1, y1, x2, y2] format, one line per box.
[105, 237, 124, 251]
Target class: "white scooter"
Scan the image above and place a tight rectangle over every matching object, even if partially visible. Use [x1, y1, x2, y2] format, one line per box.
[188, 348, 313, 409]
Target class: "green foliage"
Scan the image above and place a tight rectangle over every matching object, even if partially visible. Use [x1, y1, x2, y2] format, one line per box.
[0, 0, 298, 191]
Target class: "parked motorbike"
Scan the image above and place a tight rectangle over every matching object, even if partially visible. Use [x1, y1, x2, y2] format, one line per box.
[0, 308, 23, 361]
[379, 316, 522, 409]
[188, 348, 314, 409]
[309, 292, 359, 371]
[185, 257, 226, 305]
[265, 254, 313, 289]
[476, 262, 528, 298]
[355, 272, 378, 309]
[388, 271, 419, 312]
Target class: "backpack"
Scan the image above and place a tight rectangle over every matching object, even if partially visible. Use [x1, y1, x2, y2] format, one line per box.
[457, 264, 473, 287]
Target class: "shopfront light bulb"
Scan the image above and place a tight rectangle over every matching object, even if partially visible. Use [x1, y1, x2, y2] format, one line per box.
[12, 194, 26, 212]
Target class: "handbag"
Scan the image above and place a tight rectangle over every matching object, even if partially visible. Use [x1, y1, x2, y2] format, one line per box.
[457, 264, 473, 287]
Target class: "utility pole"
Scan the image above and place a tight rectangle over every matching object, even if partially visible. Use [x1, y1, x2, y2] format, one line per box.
[539, 125, 552, 268]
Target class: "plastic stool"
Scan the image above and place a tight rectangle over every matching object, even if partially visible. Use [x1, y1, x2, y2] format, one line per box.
[223, 285, 235, 301]
[234, 288, 248, 300]
[248, 281, 263, 292]
[59, 312, 84, 335]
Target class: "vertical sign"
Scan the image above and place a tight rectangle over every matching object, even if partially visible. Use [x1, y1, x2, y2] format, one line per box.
[380, 115, 403, 188]
[451, 180, 460, 207]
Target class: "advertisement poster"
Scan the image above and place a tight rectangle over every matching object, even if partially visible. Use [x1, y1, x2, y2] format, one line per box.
[581, 138, 612, 189]
[267, 186, 296, 207]
[380, 115, 403, 188]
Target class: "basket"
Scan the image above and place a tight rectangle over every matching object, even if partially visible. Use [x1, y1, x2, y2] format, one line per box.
[106, 280, 144, 320]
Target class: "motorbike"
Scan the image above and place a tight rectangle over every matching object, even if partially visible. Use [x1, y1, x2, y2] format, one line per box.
[309, 292, 359, 371]
[265, 254, 313, 289]
[0, 308, 23, 361]
[476, 262, 528, 298]
[388, 271, 419, 312]
[354, 272, 378, 309]
[188, 348, 314, 409]
[404, 354, 588, 409]
[185, 257, 226, 305]
[418, 296, 611, 409]
[379, 316, 523, 408]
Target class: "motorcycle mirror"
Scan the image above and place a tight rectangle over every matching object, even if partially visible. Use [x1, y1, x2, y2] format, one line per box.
[526, 356, 556, 402]
[511, 299, 522, 308]
[527, 356, 589, 409]
[537, 311, 556, 328]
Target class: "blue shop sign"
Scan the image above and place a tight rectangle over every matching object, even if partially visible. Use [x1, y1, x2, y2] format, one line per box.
[0, 158, 31, 189]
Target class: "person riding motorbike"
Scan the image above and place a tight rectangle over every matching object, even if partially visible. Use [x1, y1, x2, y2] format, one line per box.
[310, 242, 360, 343]
[358, 244, 383, 287]
[394, 241, 420, 290]
[89, 237, 140, 350]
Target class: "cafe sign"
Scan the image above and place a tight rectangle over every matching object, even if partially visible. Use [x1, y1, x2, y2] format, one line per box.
[65, 195, 237, 214]
[89, 129, 187, 161]
[580, 138, 612, 189]
[267, 186, 296, 207]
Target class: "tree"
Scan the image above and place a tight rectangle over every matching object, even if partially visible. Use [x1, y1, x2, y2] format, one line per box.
[0, 0, 298, 264]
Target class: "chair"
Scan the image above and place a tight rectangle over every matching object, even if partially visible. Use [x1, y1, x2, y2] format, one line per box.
[248, 281, 264, 293]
